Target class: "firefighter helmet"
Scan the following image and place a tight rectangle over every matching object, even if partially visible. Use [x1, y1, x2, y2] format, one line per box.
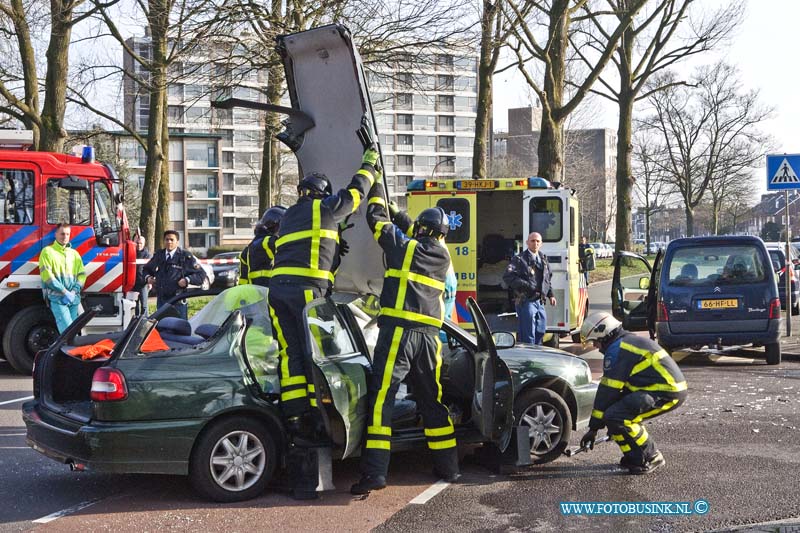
[297, 172, 332, 198]
[255, 205, 287, 235]
[580, 312, 622, 344]
[414, 207, 450, 238]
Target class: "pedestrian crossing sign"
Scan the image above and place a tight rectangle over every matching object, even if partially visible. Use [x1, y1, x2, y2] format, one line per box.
[767, 154, 800, 190]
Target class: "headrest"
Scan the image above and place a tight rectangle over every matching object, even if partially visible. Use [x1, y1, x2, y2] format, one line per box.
[158, 317, 192, 337]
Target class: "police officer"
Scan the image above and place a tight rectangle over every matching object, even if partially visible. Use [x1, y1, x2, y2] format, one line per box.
[143, 230, 205, 319]
[579, 312, 687, 475]
[350, 182, 458, 495]
[503, 232, 556, 345]
[239, 206, 286, 287]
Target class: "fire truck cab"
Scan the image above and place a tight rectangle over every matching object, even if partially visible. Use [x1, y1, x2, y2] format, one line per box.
[406, 177, 588, 347]
[0, 130, 137, 373]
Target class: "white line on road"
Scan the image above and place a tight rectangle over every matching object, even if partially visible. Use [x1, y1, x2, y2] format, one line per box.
[0, 395, 33, 406]
[33, 499, 101, 524]
[0, 446, 31, 449]
[409, 481, 450, 504]
[0, 433, 26, 436]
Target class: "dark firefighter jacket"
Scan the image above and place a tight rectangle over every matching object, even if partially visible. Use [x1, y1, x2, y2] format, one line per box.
[589, 331, 688, 430]
[269, 165, 375, 290]
[239, 233, 274, 286]
[142, 247, 205, 299]
[366, 183, 450, 335]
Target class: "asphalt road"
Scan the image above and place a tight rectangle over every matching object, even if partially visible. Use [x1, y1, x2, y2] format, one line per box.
[2, 281, 799, 532]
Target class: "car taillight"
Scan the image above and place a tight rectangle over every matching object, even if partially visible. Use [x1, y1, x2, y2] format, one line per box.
[769, 298, 781, 319]
[91, 367, 128, 401]
[657, 302, 669, 322]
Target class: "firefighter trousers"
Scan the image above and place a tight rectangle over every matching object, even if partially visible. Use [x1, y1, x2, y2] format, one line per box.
[604, 390, 687, 464]
[360, 325, 458, 479]
[267, 283, 324, 418]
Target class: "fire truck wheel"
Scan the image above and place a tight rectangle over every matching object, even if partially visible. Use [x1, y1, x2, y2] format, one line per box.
[3, 305, 58, 375]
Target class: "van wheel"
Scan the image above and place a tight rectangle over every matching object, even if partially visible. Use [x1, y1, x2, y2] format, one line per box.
[765, 343, 781, 365]
[189, 416, 277, 502]
[2, 306, 58, 375]
[514, 388, 572, 464]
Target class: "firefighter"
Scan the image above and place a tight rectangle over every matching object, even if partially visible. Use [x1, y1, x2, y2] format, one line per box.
[350, 182, 458, 495]
[267, 148, 377, 499]
[39, 223, 86, 333]
[579, 312, 687, 475]
[238, 206, 286, 287]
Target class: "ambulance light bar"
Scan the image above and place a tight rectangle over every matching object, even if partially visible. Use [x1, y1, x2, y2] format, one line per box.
[406, 177, 553, 192]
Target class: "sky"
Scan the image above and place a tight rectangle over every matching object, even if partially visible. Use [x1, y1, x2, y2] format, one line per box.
[491, 0, 800, 195]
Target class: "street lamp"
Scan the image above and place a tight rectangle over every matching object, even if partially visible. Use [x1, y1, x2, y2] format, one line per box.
[431, 156, 456, 179]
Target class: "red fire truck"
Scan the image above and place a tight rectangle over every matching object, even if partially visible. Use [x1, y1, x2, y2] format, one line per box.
[0, 130, 137, 373]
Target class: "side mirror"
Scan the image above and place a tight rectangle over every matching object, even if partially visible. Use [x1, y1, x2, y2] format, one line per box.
[492, 331, 516, 349]
[639, 277, 650, 290]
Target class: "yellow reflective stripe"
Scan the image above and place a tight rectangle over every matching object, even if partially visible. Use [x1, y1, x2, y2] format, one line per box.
[651, 354, 680, 386]
[269, 304, 293, 389]
[368, 425, 392, 436]
[310, 200, 322, 269]
[282, 389, 307, 401]
[249, 269, 271, 279]
[372, 327, 404, 429]
[625, 381, 687, 393]
[619, 444, 631, 452]
[366, 440, 391, 450]
[435, 337, 444, 403]
[591, 409, 604, 419]
[611, 434, 625, 442]
[635, 427, 649, 446]
[424, 425, 454, 437]
[280, 376, 307, 387]
[632, 398, 680, 424]
[275, 230, 339, 248]
[307, 384, 316, 393]
[623, 421, 642, 433]
[349, 188, 362, 212]
[600, 377, 626, 390]
[369, 196, 386, 207]
[394, 241, 417, 310]
[386, 269, 446, 291]
[374, 221, 390, 241]
[428, 438, 457, 450]
[356, 168, 375, 186]
[271, 267, 334, 282]
[309, 398, 317, 407]
[379, 307, 443, 327]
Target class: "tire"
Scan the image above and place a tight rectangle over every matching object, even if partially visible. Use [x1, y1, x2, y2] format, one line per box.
[189, 416, 278, 502]
[543, 333, 560, 349]
[514, 387, 573, 464]
[765, 342, 781, 365]
[2, 305, 58, 375]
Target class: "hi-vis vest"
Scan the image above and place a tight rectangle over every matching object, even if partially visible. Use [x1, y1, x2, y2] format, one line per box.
[366, 187, 451, 332]
[270, 166, 374, 289]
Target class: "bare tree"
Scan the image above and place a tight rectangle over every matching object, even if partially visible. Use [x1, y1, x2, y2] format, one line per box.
[632, 130, 674, 249]
[503, 0, 646, 183]
[640, 64, 772, 236]
[577, 0, 742, 251]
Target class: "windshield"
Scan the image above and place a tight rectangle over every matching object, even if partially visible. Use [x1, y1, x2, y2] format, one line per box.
[93, 182, 119, 236]
[667, 245, 768, 286]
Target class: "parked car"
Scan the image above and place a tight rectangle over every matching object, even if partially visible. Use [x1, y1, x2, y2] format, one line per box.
[602, 243, 614, 258]
[210, 251, 241, 288]
[763, 242, 800, 315]
[24, 287, 597, 502]
[646, 241, 664, 255]
[611, 236, 781, 364]
[589, 243, 607, 259]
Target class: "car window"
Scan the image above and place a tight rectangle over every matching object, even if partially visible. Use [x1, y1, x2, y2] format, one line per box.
[667, 245, 767, 286]
[307, 299, 357, 360]
[768, 250, 784, 272]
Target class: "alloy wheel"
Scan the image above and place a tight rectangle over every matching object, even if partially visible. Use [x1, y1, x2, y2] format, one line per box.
[209, 430, 266, 492]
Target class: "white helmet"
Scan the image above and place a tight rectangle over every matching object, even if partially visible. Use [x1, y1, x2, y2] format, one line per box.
[580, 312, 622, 344]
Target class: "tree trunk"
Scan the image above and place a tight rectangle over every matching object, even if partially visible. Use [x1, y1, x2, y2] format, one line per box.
[472, 0, 497, 180]
[156, 90, 170, 242]
[685, 205, 694, 237]
[10, 0, 40, 148]
[259, 60, 285, 213]
[645, 208, 651, 253]
[614, 26, 635, 254]
[536, 0, 568, 182]
[38, 0, 73, 152]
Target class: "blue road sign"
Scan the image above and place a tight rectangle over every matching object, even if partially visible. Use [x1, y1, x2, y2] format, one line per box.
[767, 154, 800, 190]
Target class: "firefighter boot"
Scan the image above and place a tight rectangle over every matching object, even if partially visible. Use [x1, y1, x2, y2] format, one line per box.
[350, 475, 387, 495]
[627, 450, 665, 475]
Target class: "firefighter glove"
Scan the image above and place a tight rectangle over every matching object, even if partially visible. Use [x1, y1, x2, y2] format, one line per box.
[580, 429, 597, 451]
[339, 238, 350, 257]
[388, 201, 400, 217]
[362, 147, 380, 168]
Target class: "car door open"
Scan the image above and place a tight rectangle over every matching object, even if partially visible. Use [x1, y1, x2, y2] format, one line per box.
[611, 251, 653, 331]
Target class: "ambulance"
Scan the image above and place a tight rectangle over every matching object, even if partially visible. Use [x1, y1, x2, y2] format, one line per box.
[406, 177, 588, 347]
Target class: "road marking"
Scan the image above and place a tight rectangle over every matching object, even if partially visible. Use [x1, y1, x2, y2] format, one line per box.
[0, 433, 26, 436]
[33, 499, 101, 524]
[0, 446, 31, 449]
[0, 395, 33, 406]
[409, 481, 450, 504]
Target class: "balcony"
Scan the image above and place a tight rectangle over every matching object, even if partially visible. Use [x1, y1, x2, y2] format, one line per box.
[186, 188, 219, 199]
[187, 218, 220, 229]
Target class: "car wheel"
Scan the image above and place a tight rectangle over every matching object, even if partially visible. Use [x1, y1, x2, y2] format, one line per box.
[765, 342, 781, 365]
[2, 305, 58, 375]
[543, 334, 560, 349]
[189, 416, 277, 502]
[514, 388, 572, 464]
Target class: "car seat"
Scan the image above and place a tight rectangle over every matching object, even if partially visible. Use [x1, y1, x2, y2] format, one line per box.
[677, 263, 698, 281]
[156, 317, 206, 345]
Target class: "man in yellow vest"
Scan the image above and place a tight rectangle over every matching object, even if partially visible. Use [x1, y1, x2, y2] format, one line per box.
[39, 223, 86, 332]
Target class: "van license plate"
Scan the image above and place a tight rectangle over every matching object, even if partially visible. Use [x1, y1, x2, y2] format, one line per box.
[698, 299, 738, 309]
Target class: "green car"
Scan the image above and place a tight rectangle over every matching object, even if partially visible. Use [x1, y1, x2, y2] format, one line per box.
[24, 287, 596, 502]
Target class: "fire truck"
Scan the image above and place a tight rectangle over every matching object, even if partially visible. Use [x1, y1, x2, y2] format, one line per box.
[0, 130, 137, 373]
[406, 177, 588, 347]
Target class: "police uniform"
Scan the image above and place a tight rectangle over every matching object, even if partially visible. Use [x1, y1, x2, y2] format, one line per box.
[590, 331, 687, 467]
[503, 248, 553, 344]
[357, 184, 458, 487]
[142, 247, 205, 319]
[267, 166, 374, 419]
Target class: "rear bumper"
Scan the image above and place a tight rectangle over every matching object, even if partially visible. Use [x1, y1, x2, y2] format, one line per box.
[656, 319, 781, 349]
[23, 400, 205, 475]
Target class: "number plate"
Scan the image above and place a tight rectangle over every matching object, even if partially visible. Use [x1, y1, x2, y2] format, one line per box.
[457, 179, 496, 189]
[697, 298, 738, 310]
